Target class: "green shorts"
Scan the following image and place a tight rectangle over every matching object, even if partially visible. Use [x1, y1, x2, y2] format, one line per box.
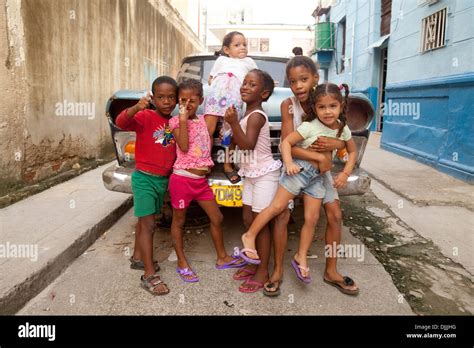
[131, 170, 169, 217]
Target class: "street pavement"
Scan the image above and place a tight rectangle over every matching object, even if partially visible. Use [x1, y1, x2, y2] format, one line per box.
[18, 206, 413, 315]
[361, 133, 474, 274]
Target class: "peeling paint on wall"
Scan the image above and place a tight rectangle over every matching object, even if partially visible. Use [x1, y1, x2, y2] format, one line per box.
[0, 0, 204, 193]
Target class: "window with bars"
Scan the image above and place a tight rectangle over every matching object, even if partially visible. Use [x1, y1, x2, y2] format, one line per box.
[421, 8, 447, 52]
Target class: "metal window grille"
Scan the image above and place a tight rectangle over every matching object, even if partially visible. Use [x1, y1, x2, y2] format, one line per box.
[421, 8, 447, 52]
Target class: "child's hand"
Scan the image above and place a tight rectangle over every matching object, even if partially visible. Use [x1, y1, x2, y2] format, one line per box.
[334, 172, 349, 188]
[224, 105, 239, 125]
[135, 93, 151, 111]
[317, 155, 332, 174]
[179, 99, 191, 121]
[286, 162, 302, 176]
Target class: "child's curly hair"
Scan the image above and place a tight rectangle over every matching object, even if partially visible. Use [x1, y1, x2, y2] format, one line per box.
[248, 69, 275, 102]
[306, 83, 350, 138]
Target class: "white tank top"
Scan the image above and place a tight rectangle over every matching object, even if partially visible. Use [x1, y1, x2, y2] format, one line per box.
[290, 96, 306, 129]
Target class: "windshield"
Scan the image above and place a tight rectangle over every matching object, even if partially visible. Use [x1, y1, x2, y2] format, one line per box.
[177, 57, 289, 88]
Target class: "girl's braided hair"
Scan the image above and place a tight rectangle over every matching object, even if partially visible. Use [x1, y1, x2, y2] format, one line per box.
[306, 83, 350, 138]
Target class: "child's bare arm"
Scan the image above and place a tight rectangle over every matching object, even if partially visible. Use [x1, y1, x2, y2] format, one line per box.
[173, 100, 191, 152]
[281, 132, 306, 175]
[224, 106, 264, 150]
[310, 137, 345, 152]
[288, 145, 331, 173]
[334, 138, 357, 188]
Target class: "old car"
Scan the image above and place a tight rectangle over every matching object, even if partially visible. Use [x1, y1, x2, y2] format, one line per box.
[102, 54, 373, 222]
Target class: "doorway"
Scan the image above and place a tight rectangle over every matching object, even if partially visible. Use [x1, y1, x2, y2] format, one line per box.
[377, 47, 388, 132]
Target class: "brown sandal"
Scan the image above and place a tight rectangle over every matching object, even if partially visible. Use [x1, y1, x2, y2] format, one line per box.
[323, 276, 359, 296]
[141, 273, 169, 296]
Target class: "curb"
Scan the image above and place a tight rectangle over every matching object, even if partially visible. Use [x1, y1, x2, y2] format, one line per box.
[0, 196, 133, 315]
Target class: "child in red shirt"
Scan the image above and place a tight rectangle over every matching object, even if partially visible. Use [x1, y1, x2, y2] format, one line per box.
[115, 76, 178, 295]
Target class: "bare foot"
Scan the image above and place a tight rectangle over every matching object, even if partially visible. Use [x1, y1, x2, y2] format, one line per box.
[324, 271, 359, 293]
[233, 265, 257, 280]
[216, 255, 246, 268]
[241, 233, 258, 260]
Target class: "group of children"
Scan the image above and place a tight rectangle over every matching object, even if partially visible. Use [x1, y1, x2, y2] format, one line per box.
[117, 31, 359, 296]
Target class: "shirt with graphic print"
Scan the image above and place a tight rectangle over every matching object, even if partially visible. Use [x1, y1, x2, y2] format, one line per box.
[168, 115, 214, 170]
[116, 108, 176, 176]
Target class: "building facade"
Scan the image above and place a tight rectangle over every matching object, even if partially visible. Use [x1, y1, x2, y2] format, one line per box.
[312, 0, 473, 182]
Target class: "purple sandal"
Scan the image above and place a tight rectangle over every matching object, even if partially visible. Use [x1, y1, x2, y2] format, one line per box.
[238, 248, 261, 265]
[291, 258, 312, 284]
[176, 267, 199, 283]
[215, 256, 248, 270]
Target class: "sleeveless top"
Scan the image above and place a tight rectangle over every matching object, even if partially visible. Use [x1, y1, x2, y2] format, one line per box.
[238, 110, 282, 178]
[290, 95, 305, 129]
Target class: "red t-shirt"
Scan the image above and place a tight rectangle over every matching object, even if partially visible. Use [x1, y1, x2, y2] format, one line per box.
[116, 108, 176, 176]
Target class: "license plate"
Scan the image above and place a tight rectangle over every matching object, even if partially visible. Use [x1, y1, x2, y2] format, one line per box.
[211, 184, 243, 207]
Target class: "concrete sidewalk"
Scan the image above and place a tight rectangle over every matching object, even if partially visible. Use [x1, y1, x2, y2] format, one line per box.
[361, 133, 474, 274]
[0, 162, 132, 314]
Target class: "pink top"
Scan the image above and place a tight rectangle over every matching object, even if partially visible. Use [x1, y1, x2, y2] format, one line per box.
[238, 110, 282, 178]
[169, 115, 214, 170]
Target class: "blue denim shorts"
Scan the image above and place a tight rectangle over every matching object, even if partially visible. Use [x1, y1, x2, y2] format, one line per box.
[322, 171, 339, 205]
[279, 159, 326, 199]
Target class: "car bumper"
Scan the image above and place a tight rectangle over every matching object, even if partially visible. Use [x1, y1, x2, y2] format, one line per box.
[102, 163, 371, 202]
[102, 163, 134, 194]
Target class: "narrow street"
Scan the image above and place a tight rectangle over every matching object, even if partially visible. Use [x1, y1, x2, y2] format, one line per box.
[17, 134, 472, 316]
[19, 204, 412, 315]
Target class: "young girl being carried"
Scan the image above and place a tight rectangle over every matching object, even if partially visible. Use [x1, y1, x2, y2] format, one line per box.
[239, 82, 358, 292]
[224, 69, 282, 293]
[204, 31, 258, 183]
[168, 79, 246, 283]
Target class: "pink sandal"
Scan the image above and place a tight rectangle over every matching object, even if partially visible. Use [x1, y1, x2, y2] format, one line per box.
[233, 267, 257, 281]
[238, 279, 265, 293]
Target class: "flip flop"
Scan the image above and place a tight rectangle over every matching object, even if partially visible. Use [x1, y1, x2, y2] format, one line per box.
[291, 258, 312, 284]
[238, 279, 265, 293]
[233, 267, 257, 281]
[239, 248, 261, 265]
[176, 267, 199, 283]
[323, 276, 359, 296]
[216, 256, 247, 270]
[263, 280, 282, 297]
[223, 169, 241, 184]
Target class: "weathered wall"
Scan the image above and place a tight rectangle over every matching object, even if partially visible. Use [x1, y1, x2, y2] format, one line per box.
[0, 0, 203, 193]
[0, 0, 28, 192]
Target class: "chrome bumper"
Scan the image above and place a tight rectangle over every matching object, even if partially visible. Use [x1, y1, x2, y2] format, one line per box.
[102, 164, 371, 198]
[102, 163, 134, 194]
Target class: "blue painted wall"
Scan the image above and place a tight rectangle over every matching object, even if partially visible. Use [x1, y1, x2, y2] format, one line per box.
[383, 0, 474, 182]
[314, 0, 474, 182]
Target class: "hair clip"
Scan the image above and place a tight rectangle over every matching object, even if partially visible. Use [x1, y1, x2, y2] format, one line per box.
[339, 84, 344, 90]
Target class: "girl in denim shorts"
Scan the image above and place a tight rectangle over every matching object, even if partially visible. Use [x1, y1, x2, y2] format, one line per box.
[239, 83, 358, 286]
